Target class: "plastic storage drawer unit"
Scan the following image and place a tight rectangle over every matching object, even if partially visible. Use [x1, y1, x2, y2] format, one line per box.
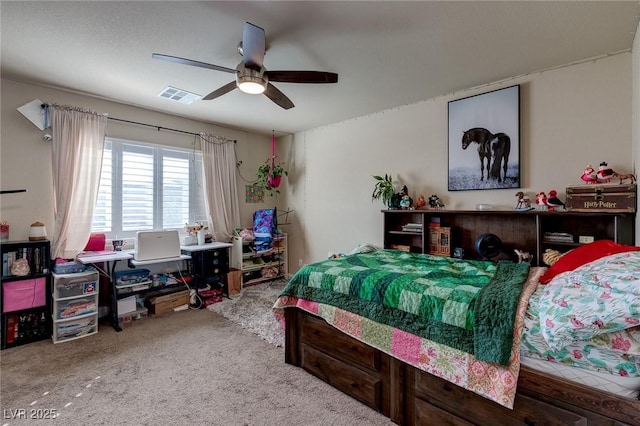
[53, 316, 97, 343]
[53, 271, 98, 299]
[54, 295, 97, 320]
[51, 270, 99, 344]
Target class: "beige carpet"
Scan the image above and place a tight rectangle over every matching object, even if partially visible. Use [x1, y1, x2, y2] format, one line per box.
[1, 283, 393, 426]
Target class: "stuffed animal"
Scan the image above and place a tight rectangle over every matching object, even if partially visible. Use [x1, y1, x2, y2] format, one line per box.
[542, 249, 564, 266]
[428, 195, 445, 209]
[546, 190, 565, 211]
[535, 192, 547, 210]
[581, 165, 597, 184]
[596, 161, 614, 183]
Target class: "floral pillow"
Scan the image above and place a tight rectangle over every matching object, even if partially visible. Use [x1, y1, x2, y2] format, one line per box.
[538, 251, 640, 351]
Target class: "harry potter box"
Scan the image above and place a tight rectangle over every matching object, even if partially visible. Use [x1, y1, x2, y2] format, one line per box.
[565, 184, 636, 213]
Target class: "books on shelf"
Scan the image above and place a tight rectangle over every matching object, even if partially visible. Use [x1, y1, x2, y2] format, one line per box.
[543, 232, 574, 243]
[402, 223, 423, 232]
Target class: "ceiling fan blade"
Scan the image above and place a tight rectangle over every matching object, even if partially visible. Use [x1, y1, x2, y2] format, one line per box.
[202, 81, 237, 100]
[266, 70, 338, 84]
[152, 53, 237, 74]
[264, 83, 294, 110]
[242, 22, 266, 70]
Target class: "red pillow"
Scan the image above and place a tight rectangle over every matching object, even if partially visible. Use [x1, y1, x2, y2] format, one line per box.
[539, 240, 640, 284]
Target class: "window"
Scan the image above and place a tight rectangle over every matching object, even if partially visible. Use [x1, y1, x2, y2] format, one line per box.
[92, 137, 206, 239]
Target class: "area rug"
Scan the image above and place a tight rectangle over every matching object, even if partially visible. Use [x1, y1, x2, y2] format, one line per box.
[207, 279, 287, 347]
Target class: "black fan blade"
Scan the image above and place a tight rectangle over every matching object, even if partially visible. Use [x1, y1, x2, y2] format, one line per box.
[242, 22, 265, 71]
[266, 70, 338, 84]
[264, 83, 294, 110]
[152, 53, 236, 74]
[202, 81, 237, 100]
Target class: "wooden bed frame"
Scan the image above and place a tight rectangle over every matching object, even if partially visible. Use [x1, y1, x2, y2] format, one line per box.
[284, 308, 640, 425]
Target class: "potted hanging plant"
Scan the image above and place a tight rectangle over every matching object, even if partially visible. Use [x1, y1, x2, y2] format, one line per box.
[256, 130, 288, 196]
[371, 174, 397, 208]
[256, 156, 288, 196]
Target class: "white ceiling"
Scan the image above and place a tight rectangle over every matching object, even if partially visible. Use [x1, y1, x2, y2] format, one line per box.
[2, 1, 639, 136]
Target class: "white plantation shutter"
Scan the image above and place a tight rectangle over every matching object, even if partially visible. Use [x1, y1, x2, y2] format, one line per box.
[92, 142, 112, 232]
[122, 144, 154, 231]
[91, 138, 206, 239]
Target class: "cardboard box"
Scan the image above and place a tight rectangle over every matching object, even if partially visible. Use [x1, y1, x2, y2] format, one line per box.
[227, 268, 242, 297]
[566, 184, 636, 213]
[145, 289, 190, 315]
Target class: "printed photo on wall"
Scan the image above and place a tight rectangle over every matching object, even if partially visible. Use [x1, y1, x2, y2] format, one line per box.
[448, 85, 520, 191]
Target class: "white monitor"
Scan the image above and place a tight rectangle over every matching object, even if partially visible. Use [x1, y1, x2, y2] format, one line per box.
[134, 230, 181, 261]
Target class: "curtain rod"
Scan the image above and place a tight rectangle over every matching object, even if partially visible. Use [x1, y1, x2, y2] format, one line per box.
[42, 103, 236, 142]
[108, 116, 235, 142]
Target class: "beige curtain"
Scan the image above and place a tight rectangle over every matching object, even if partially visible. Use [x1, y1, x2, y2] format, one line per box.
[199, 133, 240, 242]
[50, 105, 107, 259]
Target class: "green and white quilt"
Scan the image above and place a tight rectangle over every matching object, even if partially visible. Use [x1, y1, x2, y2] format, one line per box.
[279, 249, 530, 365]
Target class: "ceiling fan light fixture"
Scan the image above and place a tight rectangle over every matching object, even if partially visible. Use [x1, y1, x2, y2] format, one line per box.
[236, 62, 267, 94]
[237, 76, 267, 94]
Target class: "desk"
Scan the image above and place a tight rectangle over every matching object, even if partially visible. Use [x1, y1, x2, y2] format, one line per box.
[77, 242, 231, 331]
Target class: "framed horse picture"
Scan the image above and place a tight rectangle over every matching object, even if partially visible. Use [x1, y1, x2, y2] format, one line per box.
[448, 85, 520, 191]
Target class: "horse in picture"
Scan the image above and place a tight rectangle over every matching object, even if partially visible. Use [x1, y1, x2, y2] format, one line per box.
[461, 127, 511, 183]
[489, 133, 511, 182]
[461, 128, 494, 181]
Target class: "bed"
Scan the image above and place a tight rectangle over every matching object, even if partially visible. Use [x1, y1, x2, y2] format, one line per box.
[273, 245, 640, 425]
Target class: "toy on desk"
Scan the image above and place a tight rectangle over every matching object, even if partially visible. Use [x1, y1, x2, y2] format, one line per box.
[580, 165, 597, 184]
[546, 189, 565, 211]
[428, 194, 445, 209]
[596, 161, 615, 183]
[514, 191, 534, 211]
[535, 192, 547, 210]
[415, 194, 427, 209]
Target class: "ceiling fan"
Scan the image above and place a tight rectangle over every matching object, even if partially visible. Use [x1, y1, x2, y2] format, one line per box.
[152, 22, 338, 110]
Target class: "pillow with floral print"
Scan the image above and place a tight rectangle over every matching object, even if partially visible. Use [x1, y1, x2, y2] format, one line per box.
[539, 251, 640, 351]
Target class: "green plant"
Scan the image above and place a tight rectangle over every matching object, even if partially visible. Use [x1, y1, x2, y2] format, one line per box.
[256, 156, 288, 196]
[371, 174, 396, 206]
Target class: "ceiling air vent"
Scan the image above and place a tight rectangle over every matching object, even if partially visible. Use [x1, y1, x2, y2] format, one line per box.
[157, 86, 201, 105]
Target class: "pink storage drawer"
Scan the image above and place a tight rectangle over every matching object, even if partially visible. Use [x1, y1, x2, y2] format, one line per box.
[3, 278, 47, 313]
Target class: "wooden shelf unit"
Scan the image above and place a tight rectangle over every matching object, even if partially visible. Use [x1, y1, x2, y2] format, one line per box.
[382, 209, 635, 265]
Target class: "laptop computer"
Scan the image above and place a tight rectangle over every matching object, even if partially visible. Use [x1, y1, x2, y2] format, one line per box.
[134, 230, 181, 261]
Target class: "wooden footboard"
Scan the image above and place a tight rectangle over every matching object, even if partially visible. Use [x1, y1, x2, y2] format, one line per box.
[285, 308, 640, 426]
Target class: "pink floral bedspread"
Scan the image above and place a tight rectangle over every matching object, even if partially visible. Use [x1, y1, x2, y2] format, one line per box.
[274, 267, 545, 409]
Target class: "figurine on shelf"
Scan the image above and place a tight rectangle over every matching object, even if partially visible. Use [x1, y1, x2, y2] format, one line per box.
[546, 189, 565, 211]
[613, 171, 636, 184]
[535, 192, 547, 210]
[581, 165, 597, 184]
[596, 161, 615, 183]
[415, 194, 427, 209]
[428, 194, 445, 209]
[399, 185, 413, 209]
[514, 191, 534, 211]
[400, 194, 411, 209]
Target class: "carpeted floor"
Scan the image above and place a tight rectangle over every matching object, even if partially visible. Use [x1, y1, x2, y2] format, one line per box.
[1, 281, 394, 425]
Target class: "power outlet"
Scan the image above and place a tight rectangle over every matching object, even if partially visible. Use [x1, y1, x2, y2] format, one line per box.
[298, 258, 303, 267]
